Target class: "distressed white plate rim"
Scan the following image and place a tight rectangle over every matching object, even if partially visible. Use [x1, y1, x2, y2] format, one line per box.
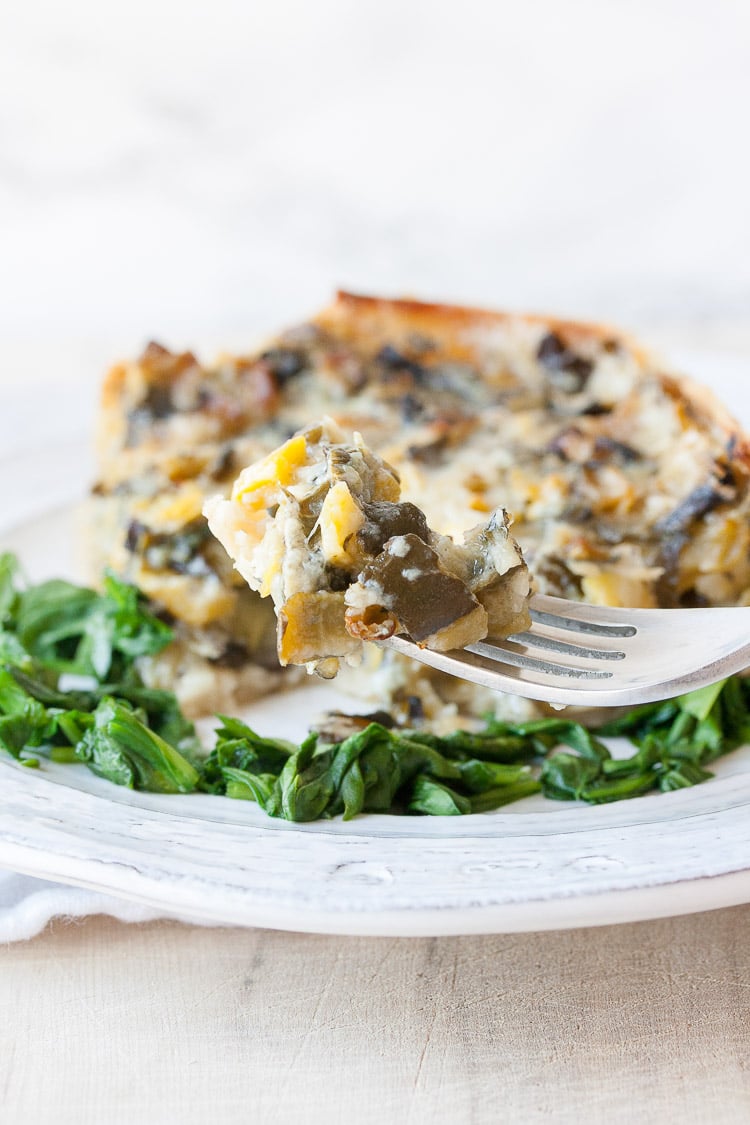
[1, 348, 750, 936]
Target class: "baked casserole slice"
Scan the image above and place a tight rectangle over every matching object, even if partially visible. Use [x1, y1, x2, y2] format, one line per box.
[91, 292, 750, 720]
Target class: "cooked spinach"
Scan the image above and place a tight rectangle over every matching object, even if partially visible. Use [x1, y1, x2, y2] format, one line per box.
[77, 698, 201, 793]
[11, 569, 172, 681]
[0, 551, 746, 821]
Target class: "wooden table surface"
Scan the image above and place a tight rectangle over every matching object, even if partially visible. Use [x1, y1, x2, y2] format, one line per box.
[2, 907, 749, 1124]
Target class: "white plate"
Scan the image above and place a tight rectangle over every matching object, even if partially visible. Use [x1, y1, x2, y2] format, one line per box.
[2, 351, 750, 935]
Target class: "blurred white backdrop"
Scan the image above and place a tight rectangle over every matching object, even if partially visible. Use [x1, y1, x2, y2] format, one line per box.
[2, 0, 750, 381]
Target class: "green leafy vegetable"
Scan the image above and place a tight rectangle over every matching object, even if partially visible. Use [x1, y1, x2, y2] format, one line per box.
[77, 698, 200, 793]
[408, 775, 472, 816]
[13, 571, 171, 681]
[0, 667, 58, 757]
[200, 715, 295, 793]
[0, 552, 747, 822]
[0, 553, 20, 622]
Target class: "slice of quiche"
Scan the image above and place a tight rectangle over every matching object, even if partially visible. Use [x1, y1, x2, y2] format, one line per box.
[91, 292, 750, 721]
[204, 419, 530, 677]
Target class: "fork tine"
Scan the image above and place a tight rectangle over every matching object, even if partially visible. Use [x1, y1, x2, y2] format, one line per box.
[383, 633, 619, 705]
[382, 596, 750, 708]
[528, 601, 637, 639]
[504, 630, 626, 661]
[466, 639, 614, 680]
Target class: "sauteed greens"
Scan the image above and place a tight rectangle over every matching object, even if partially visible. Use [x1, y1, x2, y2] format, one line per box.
[0, 553, 746, 821]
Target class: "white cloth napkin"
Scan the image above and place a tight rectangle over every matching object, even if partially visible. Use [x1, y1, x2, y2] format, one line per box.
[0, 871, 191, 942]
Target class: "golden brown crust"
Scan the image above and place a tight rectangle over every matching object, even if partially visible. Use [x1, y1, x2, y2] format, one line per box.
[320, 289, 649, 362]
[322, 290, 745, 441]
[328, 289, 619, 335]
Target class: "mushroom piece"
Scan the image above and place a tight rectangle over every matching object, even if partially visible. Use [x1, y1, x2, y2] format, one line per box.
[356, 500, 431, 555]
[345, 534, 489, 652]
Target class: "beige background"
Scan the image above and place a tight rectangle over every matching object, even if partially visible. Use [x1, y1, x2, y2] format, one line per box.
[3, 0, 750, 358]
[2, 907, 749, 1124]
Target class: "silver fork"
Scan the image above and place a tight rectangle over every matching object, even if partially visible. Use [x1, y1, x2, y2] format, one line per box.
[384, 595, 750, 708]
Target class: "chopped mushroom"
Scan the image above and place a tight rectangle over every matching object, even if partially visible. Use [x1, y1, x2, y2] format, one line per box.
[345, 534, 488, 651]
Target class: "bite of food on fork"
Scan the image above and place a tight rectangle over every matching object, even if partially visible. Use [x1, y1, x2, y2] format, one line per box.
[204, 417, 532, 677]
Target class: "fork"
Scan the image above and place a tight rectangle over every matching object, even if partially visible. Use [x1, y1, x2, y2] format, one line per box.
[384, 595, 750, 708]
